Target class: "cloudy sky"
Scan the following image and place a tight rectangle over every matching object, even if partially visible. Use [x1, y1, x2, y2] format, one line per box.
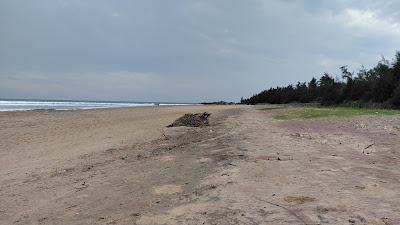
[1, 0, 400, 102]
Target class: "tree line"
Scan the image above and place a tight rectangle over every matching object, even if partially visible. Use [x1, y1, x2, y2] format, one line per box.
[241, 52, 400, 108]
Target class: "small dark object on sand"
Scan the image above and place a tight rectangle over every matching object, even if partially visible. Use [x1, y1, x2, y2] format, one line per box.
[167, 112, 211, 127]
[364, 143, 374, 150]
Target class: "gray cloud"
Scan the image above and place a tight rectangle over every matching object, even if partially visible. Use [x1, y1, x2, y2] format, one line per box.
[1, 0, 400, 102]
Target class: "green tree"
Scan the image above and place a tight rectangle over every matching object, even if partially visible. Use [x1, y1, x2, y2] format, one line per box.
[307, 77, 318, 101]
[340, 66, 354, 101]
[318, 73, 342, 105]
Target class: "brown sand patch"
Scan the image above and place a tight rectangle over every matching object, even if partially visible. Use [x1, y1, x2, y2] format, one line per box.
[152, 184, 183, 195]
[2, 105, 400, 224]
[284, 196, 317, 205]
[196, 157, 213, 163]
[255, 155, 276, 161]
[158, 155, 176, 162]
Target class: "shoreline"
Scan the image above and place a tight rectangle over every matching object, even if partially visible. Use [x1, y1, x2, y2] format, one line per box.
[0, 102, 203, 113]
[0, 104, 201, 113]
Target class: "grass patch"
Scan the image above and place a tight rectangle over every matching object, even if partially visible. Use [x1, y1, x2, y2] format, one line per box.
[258, 107, 284, 111]
[273, 107, 400, 120]
[257, 105, 286, 111]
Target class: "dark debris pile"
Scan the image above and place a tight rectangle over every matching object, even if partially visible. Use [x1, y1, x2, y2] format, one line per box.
[167, 112, 211, 127]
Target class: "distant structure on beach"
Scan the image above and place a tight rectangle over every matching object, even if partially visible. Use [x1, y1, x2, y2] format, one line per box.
[201, 101, 236, 105]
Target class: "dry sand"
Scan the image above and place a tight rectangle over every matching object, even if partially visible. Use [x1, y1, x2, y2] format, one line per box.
[1, 105, 400, 224]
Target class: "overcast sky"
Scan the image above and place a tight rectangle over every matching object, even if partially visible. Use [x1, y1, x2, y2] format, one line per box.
[1, 0, 400, 102]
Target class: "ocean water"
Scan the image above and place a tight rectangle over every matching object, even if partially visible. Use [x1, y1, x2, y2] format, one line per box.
[0, 100, 194, 112]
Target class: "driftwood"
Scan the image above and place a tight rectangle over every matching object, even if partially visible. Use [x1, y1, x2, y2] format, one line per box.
[167, 112, 211, 127]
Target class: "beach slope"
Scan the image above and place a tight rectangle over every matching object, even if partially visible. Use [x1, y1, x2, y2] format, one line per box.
[1, 105, 400, 224]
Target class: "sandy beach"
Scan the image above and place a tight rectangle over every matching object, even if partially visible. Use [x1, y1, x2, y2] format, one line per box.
[0, 105, 236, 183]
[1, 105, 400, 224]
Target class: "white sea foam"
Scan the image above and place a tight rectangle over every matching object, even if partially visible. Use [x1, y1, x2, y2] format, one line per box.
[0, 100, 195, 112]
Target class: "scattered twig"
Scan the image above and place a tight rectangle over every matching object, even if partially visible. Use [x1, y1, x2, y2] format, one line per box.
[364, 143, 374, 150]
[363, 143, 375, 154]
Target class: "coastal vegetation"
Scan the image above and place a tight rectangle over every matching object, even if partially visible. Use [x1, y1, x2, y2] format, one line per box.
[269, 106, 400, 120]
[242, 52, 400, 109]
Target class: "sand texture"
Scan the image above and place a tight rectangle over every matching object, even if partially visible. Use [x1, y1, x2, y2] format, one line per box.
[1, 105, 400, 224]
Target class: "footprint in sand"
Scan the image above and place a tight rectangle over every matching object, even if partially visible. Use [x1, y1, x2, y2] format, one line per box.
[284, 196, 317, 205]
[196, 157, 213, 164]
[158, 155, 176, 162]
[152, 185, 182, 195]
